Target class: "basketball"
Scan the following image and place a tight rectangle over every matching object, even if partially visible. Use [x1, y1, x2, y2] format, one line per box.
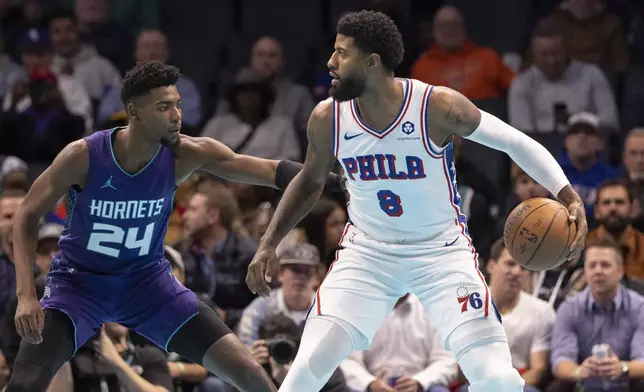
[503, 198, 577, 271]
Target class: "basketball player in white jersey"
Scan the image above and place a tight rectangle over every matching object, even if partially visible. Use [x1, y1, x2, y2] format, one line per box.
[247, 10, 588, 392]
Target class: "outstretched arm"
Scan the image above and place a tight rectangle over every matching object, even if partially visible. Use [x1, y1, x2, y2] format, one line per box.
[178, 136, 343, 191]
[246, 101, 336, 296]
[427, 87, 587, 260]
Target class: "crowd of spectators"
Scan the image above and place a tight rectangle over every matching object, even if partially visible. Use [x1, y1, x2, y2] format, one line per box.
[1, 0, 644, 391]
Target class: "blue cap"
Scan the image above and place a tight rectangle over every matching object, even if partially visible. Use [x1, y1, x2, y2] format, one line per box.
[21, 28, 51, 52]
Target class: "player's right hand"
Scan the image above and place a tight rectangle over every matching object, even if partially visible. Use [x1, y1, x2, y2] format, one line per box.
[250, 339, 269, 365]
[246, 246, 278, 297]
[14, 295, 44, 344]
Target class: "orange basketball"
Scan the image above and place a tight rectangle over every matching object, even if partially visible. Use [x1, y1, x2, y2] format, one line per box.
[503, 198, 577, 271]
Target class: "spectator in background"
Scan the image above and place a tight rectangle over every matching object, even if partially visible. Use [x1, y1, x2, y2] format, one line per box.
[298, 197, 347, 268]
[0, 68, 85, 163]
[0, 0, 48, 60]
[74, 0, 133, 74]
[49, 9, 121, 115]
[0, 221, 57, 366]
[70, 323, 173, 392]
[180, 183, 257, 329]
[549, 237, 644, 392]
[2, 27, 92, 131]
[411, 6, 514, 101]
[507, 162, 550, 212]
[217, 36, 315, 136]
[537, 0, 630, 75]
[508, 24, 619, 132]
[238, 243, 320, 346]
[98, 29, 202, 132]
[340, 294, 457, 392]
[622, 128, 644, 228]
[35, 222, 62, 279]
[558, 112, 618, 214]
[0, 31, 25, 99]
[0, 190, 25, 350]
[467, 239, 555, 392]
[202, 68, 300, 162]
[257, 314, 349, 391]
[587, 179, 644, 282]
[0, 155, 29, 190]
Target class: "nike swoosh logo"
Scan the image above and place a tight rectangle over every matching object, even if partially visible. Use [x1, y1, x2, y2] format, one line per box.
[344, 132, 363, 140]
[445, 236, 459, 247]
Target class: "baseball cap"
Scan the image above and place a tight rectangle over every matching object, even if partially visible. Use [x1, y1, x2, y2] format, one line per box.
[278, 243, 321, 266]
[567, 112, 600, 134]
[21, 28, 51, 54]
[38, 223, 64, 242]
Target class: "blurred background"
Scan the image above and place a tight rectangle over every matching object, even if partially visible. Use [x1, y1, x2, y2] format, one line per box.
[0, 0, 643, 391]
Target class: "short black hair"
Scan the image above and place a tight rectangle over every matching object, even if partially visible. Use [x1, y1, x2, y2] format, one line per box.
[120, 60, 182, 104]
[337, 10, 404, 72]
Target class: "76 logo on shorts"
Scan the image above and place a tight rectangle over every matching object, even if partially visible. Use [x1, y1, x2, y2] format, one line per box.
[456, 286, 483, 313]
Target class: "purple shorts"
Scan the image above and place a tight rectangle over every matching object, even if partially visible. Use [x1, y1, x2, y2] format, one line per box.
[40, 255, 198, 353]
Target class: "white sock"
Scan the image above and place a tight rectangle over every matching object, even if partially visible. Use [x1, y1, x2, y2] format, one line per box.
[278, 316, 359, 391]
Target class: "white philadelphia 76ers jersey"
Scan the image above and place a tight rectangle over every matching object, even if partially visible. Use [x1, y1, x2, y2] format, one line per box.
[333, 78, 467, 243]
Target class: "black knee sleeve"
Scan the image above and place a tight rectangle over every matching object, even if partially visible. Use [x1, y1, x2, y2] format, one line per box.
[167, 300, 232, 363]
[6, 309, 76, 392]
[5, 362, 57, 392]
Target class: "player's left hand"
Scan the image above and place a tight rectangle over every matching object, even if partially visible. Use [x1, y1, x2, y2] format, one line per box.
[246, 245, 278, 297]
[393, 376, 422, 392]
[565, 199, 587, 262]
[93, 327, 123, 366]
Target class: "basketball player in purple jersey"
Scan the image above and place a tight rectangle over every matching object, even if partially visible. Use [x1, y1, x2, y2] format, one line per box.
[5, 61, 343, 392]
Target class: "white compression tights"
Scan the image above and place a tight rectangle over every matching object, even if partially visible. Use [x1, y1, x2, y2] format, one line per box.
[457, 341, 525, 392]
[279, 315, 524, 392]
[278, 316, 359, 391]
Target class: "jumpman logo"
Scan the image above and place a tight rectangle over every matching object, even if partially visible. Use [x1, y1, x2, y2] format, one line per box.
[100, 176, 117, 190]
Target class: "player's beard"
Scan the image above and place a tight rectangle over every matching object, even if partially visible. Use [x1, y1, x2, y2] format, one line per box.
[330, 73, 366, 102]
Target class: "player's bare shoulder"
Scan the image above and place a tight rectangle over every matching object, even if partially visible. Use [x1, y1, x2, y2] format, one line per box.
[173, 134, 232, 183]
[426, 86, 481, 140]
[307, 98, 335, 148]
[52, 139, 90, 188]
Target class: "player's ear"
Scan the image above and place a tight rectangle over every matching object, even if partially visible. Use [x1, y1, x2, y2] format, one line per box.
[366, 53, 381, 69]
[126, 101, 138, 119]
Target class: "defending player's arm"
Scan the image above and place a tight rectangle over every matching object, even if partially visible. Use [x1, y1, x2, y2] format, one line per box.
[180, 136, 344, 191]
[426, 87, 587, 259]
[13, 140, 88, 343]
[246, 101, 336, 296]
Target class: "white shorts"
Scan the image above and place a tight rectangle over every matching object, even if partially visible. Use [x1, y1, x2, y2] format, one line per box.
[309, 223, 505, 352]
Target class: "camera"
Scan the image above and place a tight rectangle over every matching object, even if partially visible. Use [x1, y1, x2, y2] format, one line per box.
[265, 334, 297, 365]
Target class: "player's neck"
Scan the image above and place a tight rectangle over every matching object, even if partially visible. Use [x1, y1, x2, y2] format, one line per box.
[355, 77, 402, 122]
[119, 125, 161, 162]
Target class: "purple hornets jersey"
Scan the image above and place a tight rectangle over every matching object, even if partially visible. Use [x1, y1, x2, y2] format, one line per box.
[57, 129, 176, 273]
